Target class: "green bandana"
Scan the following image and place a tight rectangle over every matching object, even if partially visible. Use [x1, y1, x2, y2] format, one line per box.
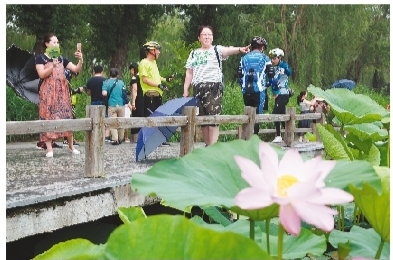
[46, 46, 61, 59]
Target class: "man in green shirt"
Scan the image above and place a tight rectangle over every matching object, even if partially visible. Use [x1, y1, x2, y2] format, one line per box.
[139, 41, 174, 117]
[139, 41, 175, 146]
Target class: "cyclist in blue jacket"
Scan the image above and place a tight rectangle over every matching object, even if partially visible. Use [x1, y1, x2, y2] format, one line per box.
[269, 48, 292, 143]
[238, 36, 273, 135]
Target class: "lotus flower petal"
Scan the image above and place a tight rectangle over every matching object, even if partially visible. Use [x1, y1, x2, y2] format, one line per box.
[234, 187, 273, 209]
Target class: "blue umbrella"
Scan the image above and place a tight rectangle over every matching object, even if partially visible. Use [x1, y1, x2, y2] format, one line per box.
[329, 79, 356, 90]
[136, 97, 198, 161]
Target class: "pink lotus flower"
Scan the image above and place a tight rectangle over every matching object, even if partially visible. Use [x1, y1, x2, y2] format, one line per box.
[234, 142, 354, 236]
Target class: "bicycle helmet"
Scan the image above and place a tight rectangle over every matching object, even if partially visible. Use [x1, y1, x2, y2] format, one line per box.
[251, 36, 268, 49]
[251, 36, 267, 49]
[269, 48, 285, 59]
[143, 41, 161, 51]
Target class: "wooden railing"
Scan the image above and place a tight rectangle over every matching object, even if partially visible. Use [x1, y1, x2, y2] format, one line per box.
[6, 105, 325, 178]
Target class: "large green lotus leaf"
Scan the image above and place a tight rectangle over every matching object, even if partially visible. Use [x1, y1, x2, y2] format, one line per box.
[33, 238, 105, 260]
[329, 226, 390, 259]
[374, 166, 390, 193]
[199, 206, 232, 226]
[132, 135, 282, 220]
[349, 183, 390, 242]
[304, 132, 316, 142]
[117, 206, 146, 224]
[256, 226, 326, 259]
[365, 143, 381, 166]
[316, 123, 353, 160]
[345, 132, 373, 155]
[381, 113, 390, 130]
[104, 215, 272, 259]
[374, 141, 389, 167]
[132, 135, 382, 219]
[325, 159, 382, 193]
[345, 123, 388, 142]
[307, 85, 388, 125]
[190, 216, 325, 259]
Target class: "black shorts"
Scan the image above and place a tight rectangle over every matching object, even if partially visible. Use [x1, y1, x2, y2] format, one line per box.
[193, 82, 223, 116]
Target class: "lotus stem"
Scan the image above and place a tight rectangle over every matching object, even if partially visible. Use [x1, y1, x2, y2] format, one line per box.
[337, 206, 342, 231]
[387, 130, 390, 168]
[340, 206, 345, 231]
[266, 218, 271, 254]
[277, 223, 284, 260]
[353, 204, 358, 225]
[249, 219, 255, 240]
[374, 237, 384, 259]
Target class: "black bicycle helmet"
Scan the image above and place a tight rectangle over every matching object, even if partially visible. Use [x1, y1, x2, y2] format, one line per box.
[251, 36, 268, 49]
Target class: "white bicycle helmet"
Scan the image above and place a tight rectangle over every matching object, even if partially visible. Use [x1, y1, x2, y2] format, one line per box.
[269, 48, 285, 59]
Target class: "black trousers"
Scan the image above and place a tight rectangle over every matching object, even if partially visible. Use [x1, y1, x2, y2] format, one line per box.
[243, 92, 265, 135]
[143, 95, 162, 117]
[272, 94, 289, 136]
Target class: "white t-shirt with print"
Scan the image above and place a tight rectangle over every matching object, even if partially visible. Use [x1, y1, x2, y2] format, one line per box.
[185, 45, 228, 85]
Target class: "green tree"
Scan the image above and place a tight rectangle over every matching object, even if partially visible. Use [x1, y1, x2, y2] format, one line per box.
[6, 5, 89, 55]
[87, 5, 170, 70]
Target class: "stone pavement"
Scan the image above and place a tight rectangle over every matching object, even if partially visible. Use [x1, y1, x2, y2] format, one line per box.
[6, 139, 323, 242]
[6, 141, 206, 209]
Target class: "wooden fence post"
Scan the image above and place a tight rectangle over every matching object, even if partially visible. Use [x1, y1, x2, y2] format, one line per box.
[241, 106, 256, 140]
[284, 107, 296, 147]
[314, 107, 325, 142]
[194, 126, 202, 142]
[180, 106, 196, 157]
[85, 105, 105, 178]
[237, 125, 242, 139]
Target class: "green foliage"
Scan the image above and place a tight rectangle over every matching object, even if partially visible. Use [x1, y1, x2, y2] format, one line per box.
[329, 225, 390, 259]
[349, 182, 390, 243]
[34, 215, 273, 260]
[308, 85, 390, 166]
[131, 135, 382, 215]
[6, 86, 39, 142]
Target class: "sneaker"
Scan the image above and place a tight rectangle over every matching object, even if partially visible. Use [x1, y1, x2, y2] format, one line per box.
[46, 151, 53, 157]
[69, 148, 80, 154]
[111, 140, 121, 145]
[52, 142, 62, 148]
[272, 136, 283, 143]
[36, 142, 47, 150]
[105, 137, 113, 143]
[161, 142, 170, 146]
[63, 140, 79, 146]
[125, 139, 130, 143]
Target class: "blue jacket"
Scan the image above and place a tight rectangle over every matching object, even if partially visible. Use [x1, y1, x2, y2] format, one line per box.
[271, 60, 292, 96]
[238, 51, 271, 94]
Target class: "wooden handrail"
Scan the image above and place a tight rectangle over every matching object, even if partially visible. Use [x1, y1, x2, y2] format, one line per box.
[6, 105, 324, 177]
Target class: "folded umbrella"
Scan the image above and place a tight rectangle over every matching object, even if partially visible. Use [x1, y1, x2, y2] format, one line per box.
[6, 44, 40, 104]
[136, 97, 198, 161]
[329, 79, 356, 91]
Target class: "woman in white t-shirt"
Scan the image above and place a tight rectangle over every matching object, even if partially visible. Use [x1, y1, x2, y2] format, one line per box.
[182, 25, 250, 147]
